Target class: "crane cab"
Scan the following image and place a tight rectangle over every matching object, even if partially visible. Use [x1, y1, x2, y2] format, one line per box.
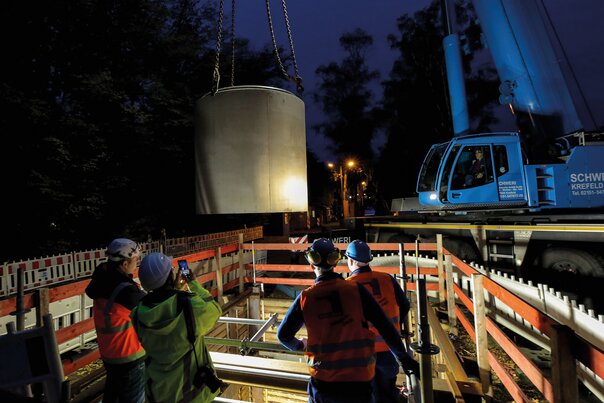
[417, 132, 528, 210]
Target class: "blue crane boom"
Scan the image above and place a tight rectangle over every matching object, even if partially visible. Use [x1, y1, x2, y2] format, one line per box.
[417, 0, 604, 212]
[360, 0, 604, 283]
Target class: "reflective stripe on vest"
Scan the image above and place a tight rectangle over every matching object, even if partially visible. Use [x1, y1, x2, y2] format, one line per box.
[348, 271, 401, 352]
[94, 282, 145, 364]
[300, 279, 375, 382]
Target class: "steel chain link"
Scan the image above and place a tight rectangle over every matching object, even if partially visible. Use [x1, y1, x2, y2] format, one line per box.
[230, 0, 236, 87]
[280, 0, 303, 93]
[212, 0, 225, 95]
[265, 0, 303, 93]
[265, 0, 289, 81]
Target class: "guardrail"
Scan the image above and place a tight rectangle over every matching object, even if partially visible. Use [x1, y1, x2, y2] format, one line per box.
[0, 228, 264, 353]
[240, 240, 603, 402]
[0, 226, 263, 299]
[1, 234, 602, 401]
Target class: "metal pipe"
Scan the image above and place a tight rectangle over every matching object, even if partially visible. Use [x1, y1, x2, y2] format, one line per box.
[417, 290, 432, 403]
[213, 363, 309, 393]
[249, 313, 278, 343]
[204, 337, 298, 354]
[218, 317, 271, 326]
[215, 363, 309, 382]
[399, 243, 412, 351]
[412, 278, 440, 403]
[441, 0, 454, 35]
[213, 397, 252, 403]
[399, 243, 407, 293]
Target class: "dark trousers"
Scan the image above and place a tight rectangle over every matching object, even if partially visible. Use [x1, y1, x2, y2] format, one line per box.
[372, 351, 401, 403]
[102, 359, 145, 403]
[307, 377, 374, 403]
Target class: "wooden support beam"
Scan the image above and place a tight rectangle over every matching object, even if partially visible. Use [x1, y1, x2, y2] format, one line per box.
[427, 303, 468, 381]
[396, 374, 484, 399]
[440, 365, 466, 402]
[238, 234, 245, 293]
[485, 317, 552, 401]
[455, 304, 533, 402]
[63, 349, 100, 377]
[248, 286, 261, 336]
[445, 254, 458, 336]
[437, 234, 445, 305]
[56, 317, 95, 345]
[488, 350, 531, 403]
[471, 274, 492, 400]
[551, 324, 579, 403]
[215, 246, 224, 301]
[35, 288, 50, 327]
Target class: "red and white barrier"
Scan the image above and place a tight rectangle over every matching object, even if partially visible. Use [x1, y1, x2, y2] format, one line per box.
[288, 234, 308, 252]
[73, 249, 105, 278]
[4, 254, 74, 295]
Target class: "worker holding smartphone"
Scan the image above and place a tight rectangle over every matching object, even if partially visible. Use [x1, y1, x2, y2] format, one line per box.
[176, 259, 193, 292]
[134, 252, 223, 402]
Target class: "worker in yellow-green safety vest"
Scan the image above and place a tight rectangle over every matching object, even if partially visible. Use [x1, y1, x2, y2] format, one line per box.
[133, 252, 223, 403]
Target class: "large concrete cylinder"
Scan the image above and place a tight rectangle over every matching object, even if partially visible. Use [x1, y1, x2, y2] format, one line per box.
[194, 86, 308, 214]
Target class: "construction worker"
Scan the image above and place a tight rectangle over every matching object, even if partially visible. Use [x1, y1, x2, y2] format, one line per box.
[277, 238, 419, 403]
[345, 239, 411, 403]
[133, 252, 223, 403]
[85, 238, 146, 403]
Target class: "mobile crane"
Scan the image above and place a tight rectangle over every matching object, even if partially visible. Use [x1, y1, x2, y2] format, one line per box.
[358, 0, 604, 283]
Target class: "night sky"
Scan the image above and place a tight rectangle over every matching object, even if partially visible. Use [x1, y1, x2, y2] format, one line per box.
[232, 0, 604, 162]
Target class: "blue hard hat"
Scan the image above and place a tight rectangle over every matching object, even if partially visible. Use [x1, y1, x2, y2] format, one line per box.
[139, 252, 173, 291]
[344, 240, 373, 263]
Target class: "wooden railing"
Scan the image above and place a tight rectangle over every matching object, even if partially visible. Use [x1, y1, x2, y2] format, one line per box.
[0, 233, 265, 375]
[239, 240, 603, 402]
[1, 237, 602, 402]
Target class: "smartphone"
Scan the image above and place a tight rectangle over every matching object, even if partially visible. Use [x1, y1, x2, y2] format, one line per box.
[177, 259, 190, 276]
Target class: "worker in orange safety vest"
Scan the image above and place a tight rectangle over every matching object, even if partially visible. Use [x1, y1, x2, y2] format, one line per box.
[85, 238, 146, 403]
[345, 239, 411, 403]
[277, 238, 419, 403]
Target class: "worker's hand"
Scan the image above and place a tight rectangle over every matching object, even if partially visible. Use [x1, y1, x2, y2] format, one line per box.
[299, 337, 308, 351]
[402, 356, 420, 380]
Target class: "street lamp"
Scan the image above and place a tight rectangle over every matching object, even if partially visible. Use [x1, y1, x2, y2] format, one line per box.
[327, 160, 357, 220]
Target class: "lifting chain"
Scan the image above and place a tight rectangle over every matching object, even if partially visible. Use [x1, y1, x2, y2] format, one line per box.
[230, 0, 236, 87]
[265, 0, 303, 93]
[211, 0, 225, 95]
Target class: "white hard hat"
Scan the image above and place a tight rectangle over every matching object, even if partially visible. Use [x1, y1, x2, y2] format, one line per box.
[139, 252, 173, 291]
[107, 238, 141, 262]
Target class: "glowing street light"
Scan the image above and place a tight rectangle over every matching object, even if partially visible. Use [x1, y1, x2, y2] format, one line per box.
[327, 159, 357, 219]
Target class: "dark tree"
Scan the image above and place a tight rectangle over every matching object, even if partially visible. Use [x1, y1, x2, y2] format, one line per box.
[306, 149, 336, 223]
[313, 28, 380, 164]
[312, 28, 382, 216]
[0, 0, 286, 262]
